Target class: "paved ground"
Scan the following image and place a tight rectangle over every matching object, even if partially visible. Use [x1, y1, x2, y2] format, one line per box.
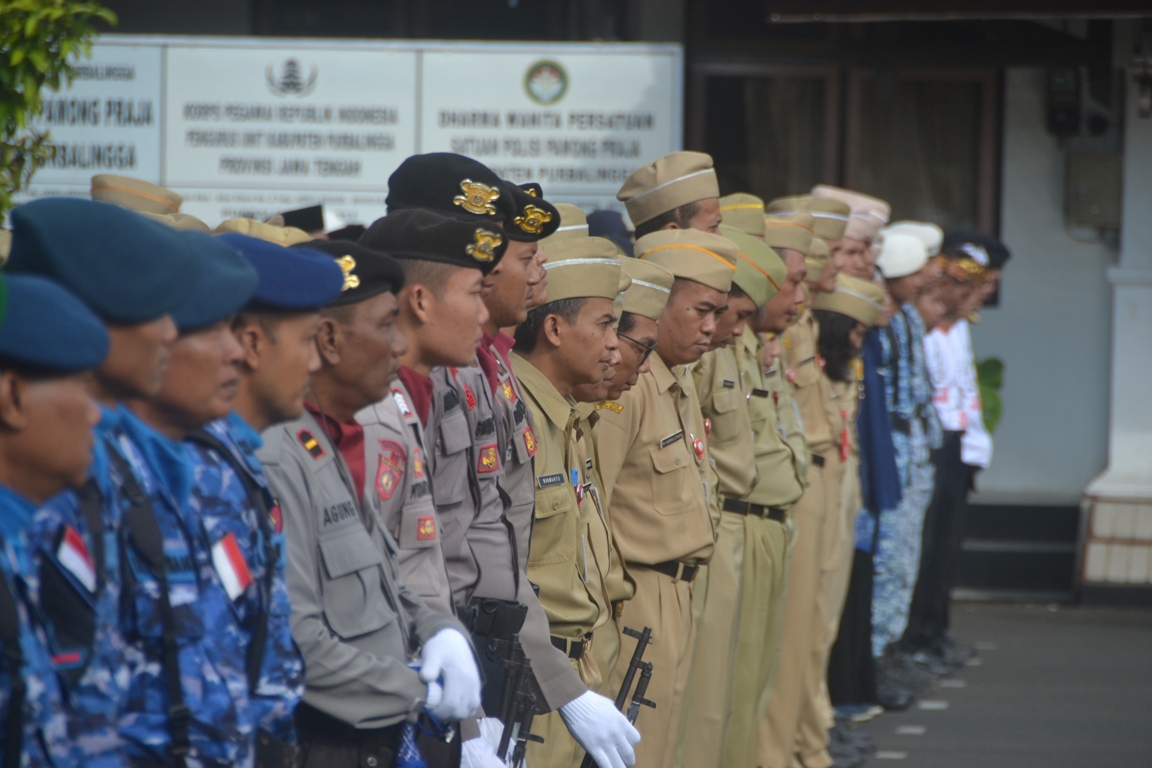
[854, 601, 1152, 768]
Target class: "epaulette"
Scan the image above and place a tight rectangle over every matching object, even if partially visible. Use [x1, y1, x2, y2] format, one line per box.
[596, 400, 623, 413]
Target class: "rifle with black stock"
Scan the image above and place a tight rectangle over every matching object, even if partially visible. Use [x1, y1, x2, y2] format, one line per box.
[577, 626, 655, 768]
[497, 635, 542, 767]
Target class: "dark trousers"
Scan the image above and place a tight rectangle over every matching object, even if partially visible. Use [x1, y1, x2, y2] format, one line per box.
[828, 548, 878, 706]
[296, 703, 403, 768]
[902, 431, 971, 651]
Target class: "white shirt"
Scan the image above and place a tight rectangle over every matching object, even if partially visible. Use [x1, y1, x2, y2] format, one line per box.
[923, 319, 992, 468]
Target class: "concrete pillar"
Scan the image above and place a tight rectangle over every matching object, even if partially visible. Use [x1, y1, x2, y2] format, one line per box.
[1081, 59, 1152, 592]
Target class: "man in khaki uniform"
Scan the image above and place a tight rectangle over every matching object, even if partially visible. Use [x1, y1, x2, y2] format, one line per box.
[617, 151, 723, 238]
[680, 219, 788, 768]
[596, 229, 737, 768]
[720, 209, 812, 768]
[510, 238, 641, 768]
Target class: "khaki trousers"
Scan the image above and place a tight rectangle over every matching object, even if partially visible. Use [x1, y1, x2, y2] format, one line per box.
[677, 511, 746, 768]
[591, 613, 622, 698]
[609, 567, 696, 768]
[528, 652, 601, 768]
[722, 513, 789, 768]
[757, 460, 826, 768]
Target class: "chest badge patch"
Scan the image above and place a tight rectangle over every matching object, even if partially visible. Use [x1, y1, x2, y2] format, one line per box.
[416, 516, 437, 541]
[391, 388, 412, 417]
[212, 532, 253, 602]
[502, 380, 516, 402]
[376, 456, 402, 501]
[786, 369, 798, 385]
[692, 434, 706, 461]
[56, 525, 96, 593]
[572, 468, 585, 504]
[413, 446, 425, 478]
[463, 383, 477, 410]
[297, 429, 326, 459]
[704, 418, 713, 438]
[478, 443, 499, 473]
[523, 426, 538, 457]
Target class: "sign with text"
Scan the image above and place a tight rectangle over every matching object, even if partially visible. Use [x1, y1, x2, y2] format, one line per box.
[19, 36, 682, 227]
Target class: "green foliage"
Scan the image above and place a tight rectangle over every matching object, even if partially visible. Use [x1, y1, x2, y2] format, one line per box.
[1, 0, 116, 216]
[977, 357, 1004, 434]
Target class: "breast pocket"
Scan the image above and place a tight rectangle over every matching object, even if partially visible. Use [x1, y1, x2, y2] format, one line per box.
[649, 445, 693, 516]
[435, 409, 472, 506]
[529, 485, 579, 567]
[319, 531, 394, 639]
[710, 388, 742, 444]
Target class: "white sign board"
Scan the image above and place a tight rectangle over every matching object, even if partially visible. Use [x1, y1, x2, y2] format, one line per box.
[19, 35, 682, 228]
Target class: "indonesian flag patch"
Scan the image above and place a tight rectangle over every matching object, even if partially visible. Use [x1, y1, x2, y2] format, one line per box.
[56, 525, 96, 593]
[212, 532, 253, 601]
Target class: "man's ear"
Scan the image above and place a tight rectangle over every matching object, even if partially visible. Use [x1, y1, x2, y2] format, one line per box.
[405, 285, 433, 325]
[315, 316, 342, 366]
[0, 373, 29, 432]
[233, 319, 263, 372]
[541, 312, 565, 350]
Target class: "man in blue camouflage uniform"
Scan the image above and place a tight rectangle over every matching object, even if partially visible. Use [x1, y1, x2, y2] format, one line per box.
[7, 197, 202, 768]
[0, 274, 110, 766]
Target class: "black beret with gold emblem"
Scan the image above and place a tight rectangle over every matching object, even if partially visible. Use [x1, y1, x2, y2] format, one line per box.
[359, 208, 508, 276]
[498, 182, 560, 242]
[293, 239, 406, 308]
[385, 153, 508, 223]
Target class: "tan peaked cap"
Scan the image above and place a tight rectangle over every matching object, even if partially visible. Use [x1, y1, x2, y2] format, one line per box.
[763, 212, 815, 255]
[634, 227, 736, 293]
[811, 185, 890, 242]
[806, 237, 830, 283]
[139, 211, 211, 233]
[620, 257, 674, 320]
[540, 203, 588, 249]
[617, 151, 719, 227]
[91, 174, 182, 215]
[720, 225, 786, 307]
[767, 195, 850, 240]
[881, 220, 943, 256]
[541, 237, 622, 302]
[812, 273, 886, 328]
[213, 217, 312, 246]
[719, 193, 765, 237]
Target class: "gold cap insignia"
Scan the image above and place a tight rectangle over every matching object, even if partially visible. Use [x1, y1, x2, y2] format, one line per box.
[514, 204, 553, 235]
[337, 255, 360, 291]
[525, 187, 538, 197]
[467, 228, 502, 263]
[454, 179, 501, 216]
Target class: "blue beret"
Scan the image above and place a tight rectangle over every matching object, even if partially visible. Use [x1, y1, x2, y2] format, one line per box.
[0, 275, 108, 371]
[6, 198, 201, 324]
[171, 233, 258, 331]
[217, 233, 344, 311]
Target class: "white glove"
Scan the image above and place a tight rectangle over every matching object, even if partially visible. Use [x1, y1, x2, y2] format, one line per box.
[419, 628, 482, 721]
[559, 691, 640, 768]
[461, 733, 509, 768]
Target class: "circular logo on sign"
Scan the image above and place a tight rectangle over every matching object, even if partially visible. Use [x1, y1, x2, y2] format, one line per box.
[524, 60, 568, 105]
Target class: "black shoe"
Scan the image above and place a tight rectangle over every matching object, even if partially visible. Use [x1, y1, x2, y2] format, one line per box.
[935, 634, 976, 667]
[875, 677, 915, 711]
[828, 738, 865, 768]
[831, 724, 876, 755]
[877, 649, 934, 694]
[911, 648, 958, 677]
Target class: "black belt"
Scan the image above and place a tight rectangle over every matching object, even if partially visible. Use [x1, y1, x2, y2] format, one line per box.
[551, 635, 589, 659]
[646, 560, 700, 583]
[811, 453, 825, 467]
[722, 497, 787, 523]
[294, 702, 402, 749]
[459, 597, 527, 641]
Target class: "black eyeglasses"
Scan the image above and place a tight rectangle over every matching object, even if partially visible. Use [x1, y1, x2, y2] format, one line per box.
[618, 332, 657, 364]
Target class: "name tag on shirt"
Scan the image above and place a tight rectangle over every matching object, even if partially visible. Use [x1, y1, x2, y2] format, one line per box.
[721, 379, 736, 389]
[660, 430, 684, 449]
[538, 473, 566, 488]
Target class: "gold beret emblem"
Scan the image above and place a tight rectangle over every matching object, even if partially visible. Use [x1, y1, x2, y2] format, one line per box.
[513, 204, 553, 235]
[454, 179, 501, 216]
[337, 255, 360, 291]
[467, 228, 503, 263]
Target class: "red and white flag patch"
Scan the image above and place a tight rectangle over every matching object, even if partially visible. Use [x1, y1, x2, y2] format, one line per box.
[212, 532, 253, 601]
[56, 526, 96, 593]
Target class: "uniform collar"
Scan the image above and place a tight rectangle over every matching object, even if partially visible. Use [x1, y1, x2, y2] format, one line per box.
[510, 353, 577, 429]
[224, 411, 263, 453]
[117, 406, 193, 509]
[650, 352, 680, 395]
[397, 366, 434, 427]
[0, 484, 37, 539]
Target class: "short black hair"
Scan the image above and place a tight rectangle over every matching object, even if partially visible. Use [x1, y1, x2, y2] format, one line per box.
[729, 282, 747, 300]
[397, 259, 461, 297]
[633, 201, 701, 240]
[513, 297, 586, 354]
[617, 311, 638, 336]
[813, 309, 861, 383]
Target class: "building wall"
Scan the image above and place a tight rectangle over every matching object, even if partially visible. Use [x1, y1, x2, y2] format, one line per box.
[970, 67, 1113, 504]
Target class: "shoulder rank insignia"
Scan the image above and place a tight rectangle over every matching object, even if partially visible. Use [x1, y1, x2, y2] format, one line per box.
[466, 228, 502, 263]
[454, 179, 501, 215]
[855, 358, 864, 381]
[783, 336, 793, 349]
[596, 400, 623, 413]
[297, 429, 326, 459]
[462, 382, 476, 410]
[523, 426, 538, 457]
[514, 204, 553, 235]
[416, 516, 437, 541]
[391, 388, 412, 417]
[478, 443, 499, 473]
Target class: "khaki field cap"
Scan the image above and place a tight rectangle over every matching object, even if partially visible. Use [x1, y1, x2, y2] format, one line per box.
[617, 151, 720, 226]
[139, 211, 211, 233]
[718, 193, 766, 237]
[876, 232, 929, 279]
[634, 228, 737, 293]
[541, 237, 623, 302]
[720, 224, 787, 307]
[811, 185, 891, 242]
[620, 258, 674, 320]
[806, 237, 830, 283]
[881, 221, 943, 256]
[213, 217, 312, 246]
[540, 203, 588, 249]
[812, 274, 886, 328]
[91, 174, 183, 215]
[766, 195, 850, 241]
[763, 211, 815, 255]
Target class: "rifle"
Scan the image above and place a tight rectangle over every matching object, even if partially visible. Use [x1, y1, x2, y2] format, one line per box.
[497, 636, 542, 766]
[578, 626, 655, 768]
